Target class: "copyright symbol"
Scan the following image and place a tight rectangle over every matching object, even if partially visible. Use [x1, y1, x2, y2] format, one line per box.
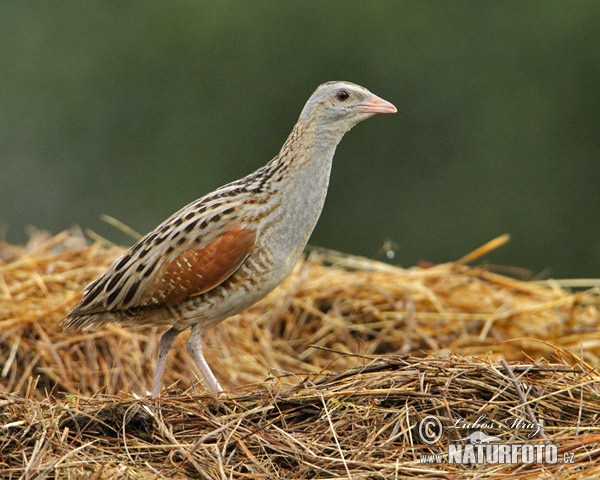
[418, 415, 443, 445]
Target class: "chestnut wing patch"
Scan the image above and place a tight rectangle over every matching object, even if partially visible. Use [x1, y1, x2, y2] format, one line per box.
[140, 226, 256, 307]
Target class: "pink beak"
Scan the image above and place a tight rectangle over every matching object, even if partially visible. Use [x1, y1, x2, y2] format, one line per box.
[355, 93, 397, 114]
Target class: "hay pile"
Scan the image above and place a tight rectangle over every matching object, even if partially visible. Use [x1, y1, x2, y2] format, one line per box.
[1, 229, 599, 479]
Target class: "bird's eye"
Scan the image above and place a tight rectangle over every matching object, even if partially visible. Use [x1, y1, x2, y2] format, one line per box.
[336, 90, 349, 101]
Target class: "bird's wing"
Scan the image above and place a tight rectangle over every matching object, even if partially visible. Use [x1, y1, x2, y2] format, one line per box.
[139, 225, 255, 307]
[66, 194, 257, 319]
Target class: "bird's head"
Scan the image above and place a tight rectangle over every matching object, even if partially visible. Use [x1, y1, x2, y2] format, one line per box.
[299, 81, 396, 138]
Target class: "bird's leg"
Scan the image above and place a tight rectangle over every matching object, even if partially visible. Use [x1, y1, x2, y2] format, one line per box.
[187, 327, 223, 393]
[152, 327, 181, 398]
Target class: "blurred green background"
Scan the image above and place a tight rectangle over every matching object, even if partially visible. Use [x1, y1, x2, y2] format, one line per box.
[2, 1, 599, 278]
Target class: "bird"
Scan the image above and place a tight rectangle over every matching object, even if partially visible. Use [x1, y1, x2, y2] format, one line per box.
[61, 81, 396, 397]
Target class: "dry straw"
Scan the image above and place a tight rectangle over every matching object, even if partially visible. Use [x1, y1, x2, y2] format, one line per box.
[1, 229, 599, 479]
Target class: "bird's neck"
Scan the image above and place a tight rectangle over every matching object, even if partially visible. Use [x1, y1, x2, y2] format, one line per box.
[270, 119, 343, 224]
[247, 117, 352, 273]
[274, 119, 344, 178]
[248, 120, 338, 268]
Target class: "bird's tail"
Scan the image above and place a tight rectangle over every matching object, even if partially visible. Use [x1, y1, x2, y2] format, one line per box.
[59, 312, 113, 332]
